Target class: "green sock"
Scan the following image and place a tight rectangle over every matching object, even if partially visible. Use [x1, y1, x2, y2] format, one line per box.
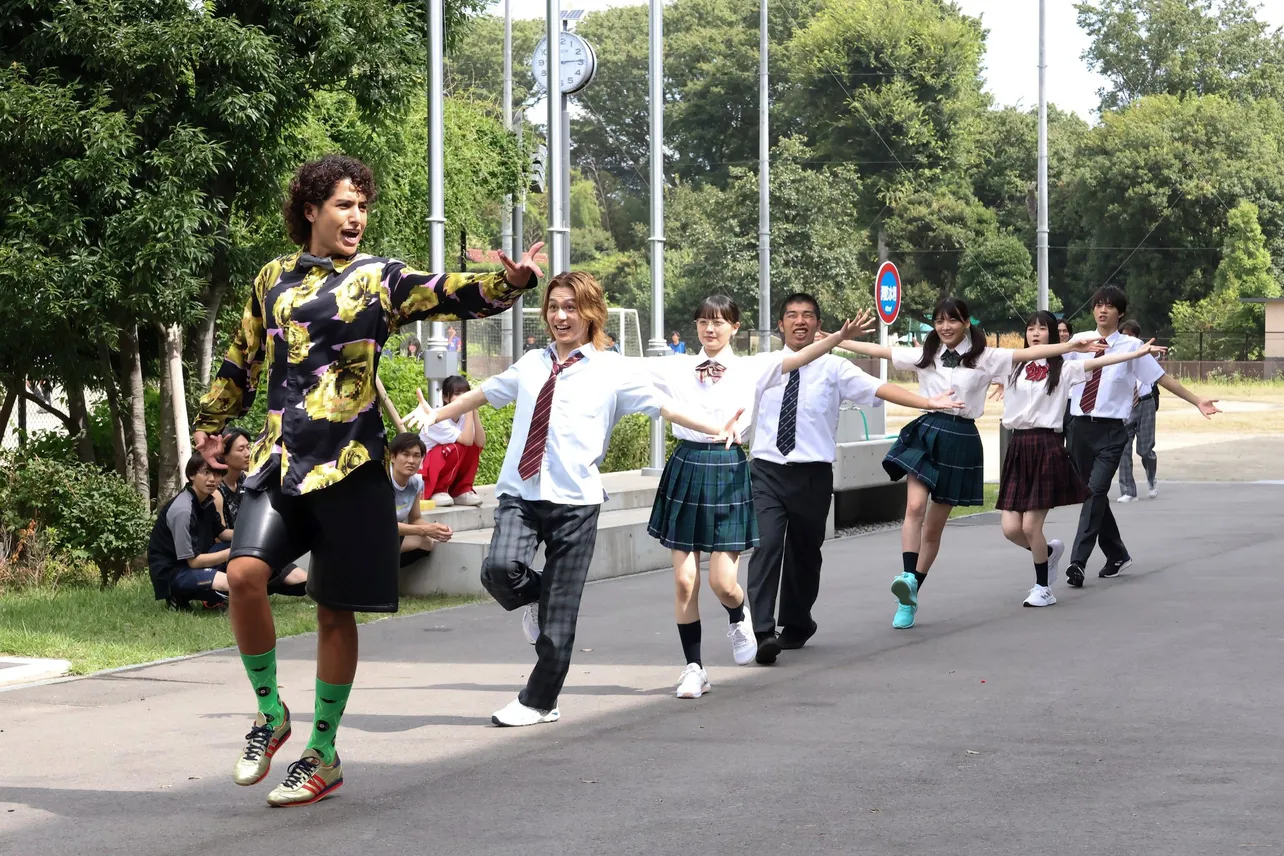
[240, 648, 284, 725]
[307, 679, 352, 766]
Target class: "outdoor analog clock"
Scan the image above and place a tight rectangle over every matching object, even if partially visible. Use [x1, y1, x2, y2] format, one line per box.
[531, 32, 597, 95]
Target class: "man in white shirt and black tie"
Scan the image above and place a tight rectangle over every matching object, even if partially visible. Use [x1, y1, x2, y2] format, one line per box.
[1063, 285, 1219, 588]
[748, 294, 962, 664]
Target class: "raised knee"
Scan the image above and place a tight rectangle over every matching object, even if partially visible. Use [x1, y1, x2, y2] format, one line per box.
[1001, 521, 1024, 542]
[674, 570, 699, 600]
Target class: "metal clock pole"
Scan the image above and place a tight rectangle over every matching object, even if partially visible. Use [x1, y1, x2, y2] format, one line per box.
[645, 0, 667, 474]
[546, 0, 568, 275]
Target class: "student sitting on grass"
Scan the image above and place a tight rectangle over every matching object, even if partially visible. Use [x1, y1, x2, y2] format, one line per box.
[388, 432, 454, 555]
[148, 453, 232, 610]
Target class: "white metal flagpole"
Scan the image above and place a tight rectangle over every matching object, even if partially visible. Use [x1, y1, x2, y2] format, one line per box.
[644, 0, 667, 473]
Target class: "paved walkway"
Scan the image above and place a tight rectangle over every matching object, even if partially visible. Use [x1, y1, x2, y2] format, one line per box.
[1, 482, 1281, 855]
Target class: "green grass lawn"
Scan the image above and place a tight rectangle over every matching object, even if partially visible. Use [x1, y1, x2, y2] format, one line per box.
[950, 483, 1000, 518]
[0, 576, 482, 675]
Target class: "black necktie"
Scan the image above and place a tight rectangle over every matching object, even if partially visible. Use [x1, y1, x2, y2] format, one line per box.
[941, 349, 961, 368]
[776, 370, 800, 456]
[298, 252, 336, 272]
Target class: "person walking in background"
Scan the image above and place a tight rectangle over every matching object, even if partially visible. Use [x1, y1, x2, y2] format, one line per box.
[1116, 319, 1159, 503]
[419, 375, 485, 508]
[669, 331, 686, 354]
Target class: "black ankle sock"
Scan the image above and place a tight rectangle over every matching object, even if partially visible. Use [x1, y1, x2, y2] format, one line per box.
[724, 599, 745, 625]
[912, 571, 927, 590]
[902, 552, 918, 575]
[678, 621, 702, 667]
[1034, 561, 1049, 587]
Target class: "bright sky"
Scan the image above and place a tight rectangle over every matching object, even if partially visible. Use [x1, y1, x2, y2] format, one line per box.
[486, 0, 1284, 121]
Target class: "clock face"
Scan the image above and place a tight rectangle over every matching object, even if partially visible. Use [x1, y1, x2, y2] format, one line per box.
[531, 32, 596, 95]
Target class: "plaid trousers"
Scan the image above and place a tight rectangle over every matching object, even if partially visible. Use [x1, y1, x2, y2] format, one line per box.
[480, 496, 600, 711]
[1118, 396, 1158, 496]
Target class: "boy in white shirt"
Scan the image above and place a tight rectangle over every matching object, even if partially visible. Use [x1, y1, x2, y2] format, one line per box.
[407, 271, 738, 727]
[1063, 286, 1219, 587]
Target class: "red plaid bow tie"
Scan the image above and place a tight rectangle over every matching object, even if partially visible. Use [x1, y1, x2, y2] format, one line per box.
[696, 359, 725, 383]
[1024, 363, 1049, 382]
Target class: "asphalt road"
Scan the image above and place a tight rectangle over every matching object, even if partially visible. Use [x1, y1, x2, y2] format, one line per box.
[1, 481, 1280, 856]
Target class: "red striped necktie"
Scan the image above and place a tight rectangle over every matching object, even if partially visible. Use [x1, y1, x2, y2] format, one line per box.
[1079, 339, 1109, 413]
[517, 351, 586, 480]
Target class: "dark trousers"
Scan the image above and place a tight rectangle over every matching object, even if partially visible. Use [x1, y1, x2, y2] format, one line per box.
[746, 458, 833, 637]
[1068, 416, 1130, 567]
[480, 496, 600, 711]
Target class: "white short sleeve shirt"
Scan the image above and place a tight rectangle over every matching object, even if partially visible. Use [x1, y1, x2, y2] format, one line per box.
[1001, 359, 1090, 430]
[890, 339, 1013, 420]
[480, 345, 668, 505]
[643, 348, 786, 442]
[420, 416, 462, 449]
[751, 354, 883, 464]
[1066, 331, 1165, 419]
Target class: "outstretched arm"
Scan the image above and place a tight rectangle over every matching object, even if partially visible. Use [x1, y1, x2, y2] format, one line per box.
[405, 387, 490, 430]
[661, 403, 744, 448]
[876, 384, 964, 412]
[388, 242, 545, 329]
[1012, 338, 1106, 363]
[1081, 339, 1165, 373]
[192, 265, 270, 470]
[781, 317, 873, 373]
[1156, 373, 1220, 418]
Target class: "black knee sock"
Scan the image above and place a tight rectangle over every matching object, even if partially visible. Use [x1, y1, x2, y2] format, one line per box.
[912, 571, 927, 589]
[902, 552, 918, 575]
[678, 621, 702, 667]
[724, 598, 745, 625]
[1034, 561, 1049, 587]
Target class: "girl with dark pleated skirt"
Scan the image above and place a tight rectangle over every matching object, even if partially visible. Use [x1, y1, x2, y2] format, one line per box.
[643, 296, 864, 699]
[834, 297, 1103, 629]
[996, 310, 1162, 608]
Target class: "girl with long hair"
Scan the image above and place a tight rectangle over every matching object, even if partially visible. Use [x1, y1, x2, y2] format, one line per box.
[643, 295, 865, 699]
[833, 296, 1103, 628]
[996, 311, 1161, 607]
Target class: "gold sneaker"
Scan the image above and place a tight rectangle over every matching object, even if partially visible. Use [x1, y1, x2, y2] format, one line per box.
[266, 748, 343, 807]
[233, 705, 292, 786]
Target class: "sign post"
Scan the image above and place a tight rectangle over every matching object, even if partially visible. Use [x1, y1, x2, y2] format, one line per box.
[875, 261, 901, 383]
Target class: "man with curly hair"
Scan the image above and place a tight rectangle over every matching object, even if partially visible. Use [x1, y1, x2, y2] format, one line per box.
[190, 154, 543, 807]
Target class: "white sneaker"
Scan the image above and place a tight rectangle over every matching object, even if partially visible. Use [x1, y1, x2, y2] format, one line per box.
[1116, 494, 1137, 503]
[454, 490, 483, 507]
[727, 613, 758, 666]
[1023, 585, 1057, 608]
[1148, 483, 1158, 499]
[491, 697, 560, 727]
[1047, 539, 1065, 578]
[675, 663, 710, 699]
[430, 492, 454, 507]
[521, 603, 540, 645]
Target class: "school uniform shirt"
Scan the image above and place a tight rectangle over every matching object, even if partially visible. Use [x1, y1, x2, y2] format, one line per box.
[644, 348, 787, 443]
[481, 344, 668, 506]
[421, 415, 463, 450]
[1066, 331, 1165, 419]
[889, 339, 1014, 420]
[1001, 360, 1091, 431]
[751, 354, 884, 464]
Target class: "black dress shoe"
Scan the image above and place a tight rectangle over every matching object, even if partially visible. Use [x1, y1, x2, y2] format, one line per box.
[1098, 557, 1134, 578]
[755, 633, 781, 665]
[777, 620, 818, 650]
[1066, 563, 1085, 588]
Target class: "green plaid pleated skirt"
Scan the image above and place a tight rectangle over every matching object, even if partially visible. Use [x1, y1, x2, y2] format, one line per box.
[883, 412, 985, 506]
[647, 441, 758, 553]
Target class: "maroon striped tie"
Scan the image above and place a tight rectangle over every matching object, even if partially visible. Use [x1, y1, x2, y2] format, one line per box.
[517, 351, 585, 480]
[1079, 339, 1108, 413]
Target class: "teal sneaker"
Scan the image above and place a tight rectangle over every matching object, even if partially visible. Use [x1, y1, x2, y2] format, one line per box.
[890, 573, 919, 629]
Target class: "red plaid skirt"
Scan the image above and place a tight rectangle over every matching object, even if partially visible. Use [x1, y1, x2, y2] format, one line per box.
[996, 428, 1089, 511]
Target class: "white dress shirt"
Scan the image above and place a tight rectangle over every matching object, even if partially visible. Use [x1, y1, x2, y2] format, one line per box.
[890, 339, 1013, 420]
[1066, 331, 1165, 419]
[481, 344, 668, 505]
[643, 348, 786, 443]
[1001, 359, 1090, 431]
[420, 415, 462, 449]
[751, 354, 884, 464]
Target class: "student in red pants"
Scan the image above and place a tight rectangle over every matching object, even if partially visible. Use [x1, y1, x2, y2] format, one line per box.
[419, 375, 485, 507]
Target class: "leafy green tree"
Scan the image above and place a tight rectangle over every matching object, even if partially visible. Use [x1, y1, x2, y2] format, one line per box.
[1170, 200, 1281, 358]
[1077, 0, 1284, 111]
[957, 234, 1060, 331]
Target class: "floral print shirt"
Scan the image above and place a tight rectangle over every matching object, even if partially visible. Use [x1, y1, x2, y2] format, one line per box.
[192, 250, 535, 495]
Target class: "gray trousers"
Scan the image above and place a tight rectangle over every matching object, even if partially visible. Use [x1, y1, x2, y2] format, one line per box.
[1118, 396, 1158, 496]
[480, 496, 600, 712]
